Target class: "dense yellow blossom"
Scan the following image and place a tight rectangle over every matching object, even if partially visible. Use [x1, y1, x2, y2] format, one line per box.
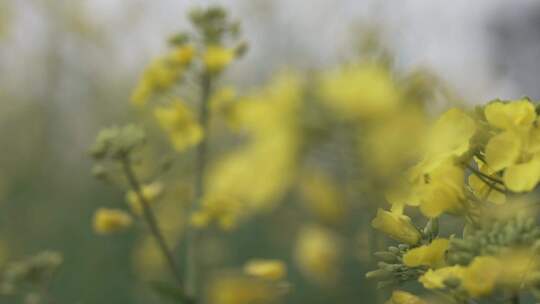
[403, 238, 449, 268]
[154, 99, 204, 151]
[203, 45, 235, 74]
[484, 99, 540, 192]
[202, 73, 302, 224]
[125, 182, 164, 215]
[371, 209, 421, 245]
[93, 208, 133, 235]
[243, 259, 287, 281]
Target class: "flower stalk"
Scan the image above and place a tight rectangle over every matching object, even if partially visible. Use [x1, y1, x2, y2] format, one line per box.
[121, 156, 187, 294]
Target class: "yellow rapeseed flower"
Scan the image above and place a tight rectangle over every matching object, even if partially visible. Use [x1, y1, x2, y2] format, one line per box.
[93, 208, 133, 235]
[243, 259, 287, 281]
[203, 45, 235, 74]
[484, 99, 540, 192]
[403, 238, 449, 269]
[154, 99, 204, 151]
[484, 99, 536, 131]
[168, 44, 195, 66]
[371, 209, 421, 245]
[419, 266, 464, 290]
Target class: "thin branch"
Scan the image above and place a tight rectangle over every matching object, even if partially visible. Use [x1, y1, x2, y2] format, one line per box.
[185, 71, 212, 298]
[121, 156, 187, 294]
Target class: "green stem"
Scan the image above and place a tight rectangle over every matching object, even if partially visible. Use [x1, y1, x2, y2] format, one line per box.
[185, 72, 212, 298]
[121, 157, 187, 293]
[465, 163, 504, 186]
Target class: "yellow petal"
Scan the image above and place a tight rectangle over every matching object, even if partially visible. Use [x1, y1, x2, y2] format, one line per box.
[484, 99, 536, 130]
[419, 266, 464, 290]
[426, 108, 476, 159]
[503, 159, 540, 192]
[371, 209, 421, 245]
[485, 131, 522, 171]
[462, 256, 501, 297]
[403, 238, 449, 268]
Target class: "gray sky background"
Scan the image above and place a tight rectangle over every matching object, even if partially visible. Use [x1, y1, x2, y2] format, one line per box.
[3, 0, 540, 106]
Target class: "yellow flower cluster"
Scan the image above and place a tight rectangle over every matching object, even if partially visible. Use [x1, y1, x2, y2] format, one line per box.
[419, 249, 537, 298]
[484, 99, 540, 192]
[131, 44, 195, 107]
[154, 99, 203, 152]
[203, 45, 235, 74]
[369, 98, 540, 301]
[195, 73, 302, 227]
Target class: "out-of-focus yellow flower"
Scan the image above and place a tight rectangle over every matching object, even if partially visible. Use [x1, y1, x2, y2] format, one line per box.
[385, 290, 427, 304]
[299, 170, 345, 224]
[484, 99, 536, 131]
[154, 99, 204, 151]
[125, 182, 164, 215]
[461, 256, 501, 297]
[204, 73, 302, 223]
[294, 225, 341, 284]
[93, 208, 133, 235]
[168, 44, 196, 66]
[403, 238, 449, 269]
[243, 259, 287, 281]
[318, 64, 399, 119]
[497, 249, 538, 288]
[131, 58, 183, 107]
[422, 108, 476, 170]
[362, 107, 428, 178]
[203, 45, 235, 74]
[419, 266, 464, 290]
[191, 195, 242, 230]
[207, 274, 281, 304]
[371, 209, 421, 245]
